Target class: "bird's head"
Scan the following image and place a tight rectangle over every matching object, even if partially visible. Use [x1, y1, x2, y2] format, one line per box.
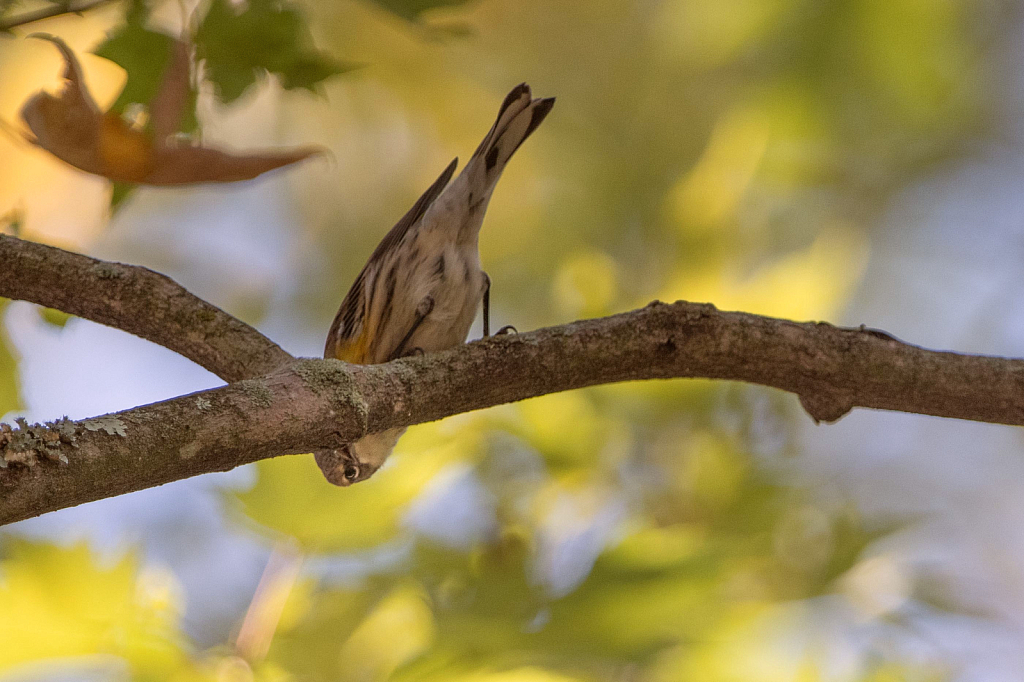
[313, 428, 404, 486]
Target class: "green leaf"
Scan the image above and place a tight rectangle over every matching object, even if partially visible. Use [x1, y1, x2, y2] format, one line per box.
[93, 23, 199, 134]
[110, 181, 136, 212]
[367, 0, 476, 22]
[196, 0, 352, 104]
[231, 422, 480, 552]
[232, 450, 452, 552]
[279, 53, 359, 92]
[37, 307, 71, 328]
[0, 300, 22, 417]
[0, 206, 22, 237]
[123, 0, 147, 25]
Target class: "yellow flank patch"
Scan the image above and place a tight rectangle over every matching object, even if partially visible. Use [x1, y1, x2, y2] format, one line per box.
[334, 330, 372, 364]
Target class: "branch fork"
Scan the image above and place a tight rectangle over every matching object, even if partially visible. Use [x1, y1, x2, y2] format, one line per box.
[1, 234, 1022, 525]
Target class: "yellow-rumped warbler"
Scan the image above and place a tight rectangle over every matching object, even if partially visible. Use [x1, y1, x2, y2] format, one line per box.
[315, 83, 555, 486]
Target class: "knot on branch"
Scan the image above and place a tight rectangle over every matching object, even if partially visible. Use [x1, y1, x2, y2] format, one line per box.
[856, 324, 903, 344]
[799, 391, 854, 424]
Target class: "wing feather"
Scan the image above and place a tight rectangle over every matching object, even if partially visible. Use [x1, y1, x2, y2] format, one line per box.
[324, 157, 459, 361]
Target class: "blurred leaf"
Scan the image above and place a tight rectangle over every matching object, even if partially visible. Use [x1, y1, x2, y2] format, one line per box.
[0, 540, 190, 679]
[1, 206, 23, 236]
[661, 228, 869, 322]
[654, 0, 793, 68]
[430, 532, 543, 645]
[266, 580, 390, 681]
[425, 21, 476, 39]
[523, 529, 735, 662]
[551, 251, 618, 320]
[110, 180, 136, 210]
[197, 0, 354, 104]
[367, 0, 476, 22]
[0, 300, 22, 417]
[515, 392, 609, 470]
[24, 35, 324, 186]
[89, 6, 191, 210]
[0, 0, 20, 26]
[94, 22, 199, 134]
[665, 105, 769, 233]
[851, 0, 975, 127]
[232, 427, 470, 551]
[337, 584, 435, 681]
[390, 535, 551, 678]
[37, 306, 71, 328]
[278, 52, 356, 91]
[681, 432, 749, 510]
[912, 570, 996, 620]
[861, 661, 948, 682]
[816, 512, 912, 592]
[402, 667, 594, 682]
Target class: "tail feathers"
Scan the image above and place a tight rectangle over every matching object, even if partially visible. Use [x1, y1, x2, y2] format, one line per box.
[467, 83, 554, 188]
[471, 83, 532, 158]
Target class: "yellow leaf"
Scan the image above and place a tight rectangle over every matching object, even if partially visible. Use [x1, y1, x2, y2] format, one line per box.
[0, 540, 188, 678]
[233, 424, 475, 551]
[551, 251, 618, 319]
[661, 227, 869, 321]
[337, 584, 434, 681]
[666, 105, 769, 233]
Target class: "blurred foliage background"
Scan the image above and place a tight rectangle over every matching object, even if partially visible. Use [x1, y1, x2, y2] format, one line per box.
[2, 0, 1024, 680]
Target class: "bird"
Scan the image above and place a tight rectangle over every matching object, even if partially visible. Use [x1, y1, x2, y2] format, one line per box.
[316, 83, 555, 486]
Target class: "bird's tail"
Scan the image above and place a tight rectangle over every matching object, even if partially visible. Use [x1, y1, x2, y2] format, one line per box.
[465, 83, 555, 190]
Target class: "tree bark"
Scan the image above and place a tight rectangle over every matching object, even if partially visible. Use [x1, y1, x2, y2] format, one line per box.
[0, 235, 1022, 526]
[0, 234, 293, 382]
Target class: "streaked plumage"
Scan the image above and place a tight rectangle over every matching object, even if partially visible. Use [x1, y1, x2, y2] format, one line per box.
[317, 83, 555, 485]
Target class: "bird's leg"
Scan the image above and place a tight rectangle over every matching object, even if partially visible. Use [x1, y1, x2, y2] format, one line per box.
[390, 295, 434, 360]
[481, 272, 517, 337]
[482, 272, 491, 338]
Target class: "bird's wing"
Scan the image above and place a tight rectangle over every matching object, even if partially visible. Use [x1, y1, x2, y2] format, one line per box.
[324, 157, 459, 362]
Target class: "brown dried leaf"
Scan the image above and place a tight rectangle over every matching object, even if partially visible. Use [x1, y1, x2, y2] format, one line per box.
[20, 33, 323, 185]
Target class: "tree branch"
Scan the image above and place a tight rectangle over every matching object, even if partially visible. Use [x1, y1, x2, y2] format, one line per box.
[0, 234, 293, 382]
[2, 299, 1024, 526]
[0, 0, 118, 32]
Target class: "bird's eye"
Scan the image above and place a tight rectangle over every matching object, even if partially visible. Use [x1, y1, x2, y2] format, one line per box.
[343, 464, 360, 482]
